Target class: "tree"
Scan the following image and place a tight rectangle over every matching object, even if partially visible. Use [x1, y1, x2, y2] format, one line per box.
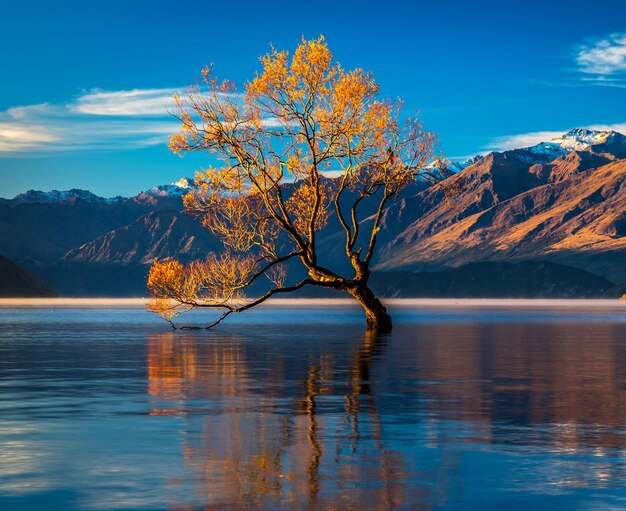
[147, 36, 439, 331]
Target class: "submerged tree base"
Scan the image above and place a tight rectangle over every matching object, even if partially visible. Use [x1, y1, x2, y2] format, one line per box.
[365, 313, 393, 332]
[348, 285, 393, 332]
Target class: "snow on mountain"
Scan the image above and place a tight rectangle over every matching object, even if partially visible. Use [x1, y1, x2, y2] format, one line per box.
[550, 128, 615, 150]
[7, 128, 626, 205]
[138, 177, 194, 198]
[446, 155, 484, 172]
[9, 178, 196, 205]
[523, 128, 625, 161]
[435, 129, 626, 173]
[11, 189, 124, 205]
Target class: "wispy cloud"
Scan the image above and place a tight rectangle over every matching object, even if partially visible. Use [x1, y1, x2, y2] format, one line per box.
[530, 77, 626, 89]
[71, 88, 179, 116]
[576, 33, 626, 77]
[1, 87, 290, 155]
[0, 88, 179, 155]
[488, 130, 567, 152]
[585, 122, 626, 133]
[536, 33, 626, 89]
[487, 123, 626, 152]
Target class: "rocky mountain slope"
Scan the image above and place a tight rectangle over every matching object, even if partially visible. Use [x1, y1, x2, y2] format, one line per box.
[42, 210, 222, 295]
[63, 210, 218, 265]
[374, 129, 626, 285]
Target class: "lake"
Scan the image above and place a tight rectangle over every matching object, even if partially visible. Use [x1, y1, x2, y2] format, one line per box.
[1, 299, 626, 510]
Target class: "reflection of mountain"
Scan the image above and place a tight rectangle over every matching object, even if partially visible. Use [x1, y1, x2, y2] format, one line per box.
[383, 322, 626, 453]
[145, 319, 626, 508]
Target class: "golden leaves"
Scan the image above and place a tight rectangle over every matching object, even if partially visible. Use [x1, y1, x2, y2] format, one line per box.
[247, 36, 335, 105]
[148, 253, 257, 311]
[148, 36, 438, 326]
[182, 167, 279, 254]
[290, 35, 333, 87]
[248, 48, 289, 98]
[332, 69, 378, 110]
[286, 180, 331, 236]
[148, 259, 185, 298]
[147, 297, 190, 326]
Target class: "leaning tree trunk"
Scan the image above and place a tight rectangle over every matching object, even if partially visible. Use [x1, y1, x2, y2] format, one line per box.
[348, 284, 393, 332]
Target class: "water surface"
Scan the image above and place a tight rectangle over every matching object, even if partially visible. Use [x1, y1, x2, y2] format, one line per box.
[1, 300, 626, 510]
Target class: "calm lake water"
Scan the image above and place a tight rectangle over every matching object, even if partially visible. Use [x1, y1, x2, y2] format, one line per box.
[1, 300, 626, 510]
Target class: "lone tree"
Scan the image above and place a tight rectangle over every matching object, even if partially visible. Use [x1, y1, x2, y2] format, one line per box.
[148, 36, 439, 331]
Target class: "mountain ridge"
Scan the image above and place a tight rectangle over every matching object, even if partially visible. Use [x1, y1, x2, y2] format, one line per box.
[2, 128, 626, 297]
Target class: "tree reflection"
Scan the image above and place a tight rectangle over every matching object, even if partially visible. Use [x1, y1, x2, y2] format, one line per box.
[146, 328, 437, 509]
[146, 321, 626, 509]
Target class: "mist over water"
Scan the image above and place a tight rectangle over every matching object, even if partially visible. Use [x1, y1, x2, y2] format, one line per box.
[1, 301, 626, 510]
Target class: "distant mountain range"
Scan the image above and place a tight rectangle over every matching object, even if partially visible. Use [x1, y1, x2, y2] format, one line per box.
[1, 128, 625, 298]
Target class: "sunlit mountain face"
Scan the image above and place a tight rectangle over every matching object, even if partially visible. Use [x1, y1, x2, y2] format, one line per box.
[1, 129, 626, 298]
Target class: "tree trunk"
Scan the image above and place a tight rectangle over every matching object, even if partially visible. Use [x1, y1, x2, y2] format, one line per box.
[348, 284, 392, 332]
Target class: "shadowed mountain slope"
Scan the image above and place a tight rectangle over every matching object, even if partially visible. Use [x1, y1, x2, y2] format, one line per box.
[63, 210, 219, 265]
[0, 254, 56, 297]
[369, 261, 618, 298]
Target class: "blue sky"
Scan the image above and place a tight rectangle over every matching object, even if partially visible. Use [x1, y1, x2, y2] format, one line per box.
[1, 0, 625, 197]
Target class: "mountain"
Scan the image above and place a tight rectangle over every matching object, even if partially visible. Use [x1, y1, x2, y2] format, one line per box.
[10, 188, 125, 205]
[1, 129, 625, 297]
[63, 210, 218, 265]
[373, 129, 626, 285]
[446, 155, 483, 172]
[507, 128, 626, 163]
[0, 180, 192, 266]
[0, 180, 200, 296]
[129, 177, 194, 206]
[444, 128, 626, 172]
[7, 178, 194, 206]
[0, 254, 56, 297]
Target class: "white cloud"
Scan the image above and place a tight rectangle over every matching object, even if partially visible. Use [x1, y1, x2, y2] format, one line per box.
[487, 123, 626, 152]
[488, 130, 566, 151]
[585, 122, 626, 133]
[577, 33, 626, 76]
[320, 169, 345, 178]
[0, 87, 290, 155]
[71, 88, 178, 116]
[0, 88, 180, 155]
[580, 76, 626, 88]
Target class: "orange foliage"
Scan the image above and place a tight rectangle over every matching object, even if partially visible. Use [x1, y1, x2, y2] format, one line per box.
[148, 36, 438, 328]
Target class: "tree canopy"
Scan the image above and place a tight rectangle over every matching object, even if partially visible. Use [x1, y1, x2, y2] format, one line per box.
[147, 36, 440, 330]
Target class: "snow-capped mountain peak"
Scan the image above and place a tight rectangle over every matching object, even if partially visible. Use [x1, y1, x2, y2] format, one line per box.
[446, 155, 484, 172]
[141, 177, 195, 198]
[518, 128, 626, 163]
[426, 128, 626, 175]
[173, 177, 194, 189]
[11, 188, 123, 205]
[7, 178, 196, 205]
[549, 128, 615, 151]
